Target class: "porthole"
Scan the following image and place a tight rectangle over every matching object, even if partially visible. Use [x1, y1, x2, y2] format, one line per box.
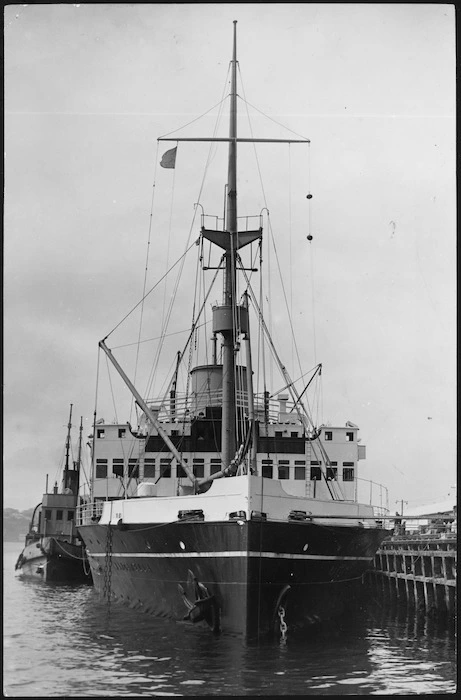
[179, 541, 186, 550]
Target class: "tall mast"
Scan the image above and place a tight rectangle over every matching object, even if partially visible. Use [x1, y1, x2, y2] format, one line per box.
[74, 416, 83, 495]
[146, 22, 310, 473]
[65, 403, 73, 471]
[220, 20, 239, 468]
[77, 416, 83, 468]
[62, 403, 76, 494]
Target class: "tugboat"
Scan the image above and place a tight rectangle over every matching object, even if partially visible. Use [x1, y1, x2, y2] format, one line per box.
[77, 22, 389, 639]
[15, 404, 92, 584]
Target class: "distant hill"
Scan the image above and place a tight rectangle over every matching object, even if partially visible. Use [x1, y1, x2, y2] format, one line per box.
[3, 507, 35, 542]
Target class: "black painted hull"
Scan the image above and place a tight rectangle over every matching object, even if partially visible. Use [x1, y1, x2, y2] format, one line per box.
[15, 536, 92, 584]
[78, 519, 387, 638]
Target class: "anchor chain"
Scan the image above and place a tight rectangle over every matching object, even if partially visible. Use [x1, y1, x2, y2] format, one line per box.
[103, 523, 113, 616]
[278, 604, 287, 644]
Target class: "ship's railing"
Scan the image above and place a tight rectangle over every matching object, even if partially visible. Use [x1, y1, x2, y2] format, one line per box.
[76, 500, 104, 527]
[200, 212, 263, 233]
[143, 390, 297, 423]
[356, 477, 389, 512]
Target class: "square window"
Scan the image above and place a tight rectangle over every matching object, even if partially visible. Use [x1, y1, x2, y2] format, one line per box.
[262, 464, 273, 479]
[324, 431, 333, 441]
[128, 459, 138, 477]
[210, 459, 221, 475]
[346, 432, 354, 442]
[278, 462, 290, 479]
[326, 467, 338, 480]
[193, 464, 205, 478]
[343, 468, 354, 482]
[294, 466, 306, 480]
[192, 459, 205, 479]
[290, 431, 298, 438]
[177, 465, 188, 478]
[144, 459, 155, 478]
[159, 459, 171, 478]
[44, 510, 52, 520]
[67, 511, 74, 521]
[275, 431, 283, 438]
[310, 466, 322, 480]
[97, 429, 105, 439]
[96, 459, 108, 478]
[112, 459, 124, 476]
[118, 428, 126, 439]
[56, 510, 63, 520]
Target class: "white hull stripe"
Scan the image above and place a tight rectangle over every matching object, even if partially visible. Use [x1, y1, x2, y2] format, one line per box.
[88, 551, 373, 562]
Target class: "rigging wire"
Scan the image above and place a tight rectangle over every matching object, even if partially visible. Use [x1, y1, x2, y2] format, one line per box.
[265, 213, 305, 388]
[237, 95, 310, 142]
[130, 139, 162, 426]
[102, 239, 199, 344]
[145, 67, 232, 401]
[102, 352, 129, 499]
[158, 95, 231, 140]
[158, 141, 178, 377]
[237, 69, 273, 397]
[146, 264, 222, 409]
[153, 242, 202, 401]
[307, 141, 318, 363]
[288, 144, 294, 374]
[237, 66, 311, 398]
[271, 363, 322, 398]
[305, 140, 320, 422]
[241, 266, 317, 431]
[90, 347, 102, 503]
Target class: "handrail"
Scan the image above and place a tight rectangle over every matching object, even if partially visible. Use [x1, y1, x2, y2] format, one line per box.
[143, 390, 300, 423]
[76, 500, 104, 526]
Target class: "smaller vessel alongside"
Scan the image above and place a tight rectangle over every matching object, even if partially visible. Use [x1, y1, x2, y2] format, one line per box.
[15, 405, 92, 584]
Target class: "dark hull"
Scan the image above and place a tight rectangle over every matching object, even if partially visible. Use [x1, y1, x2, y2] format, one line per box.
[15, 536, 92, 584]
[78, 519, 388, 638]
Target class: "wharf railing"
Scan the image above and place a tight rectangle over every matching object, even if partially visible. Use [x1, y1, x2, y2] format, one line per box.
[369, 529, 457, 616]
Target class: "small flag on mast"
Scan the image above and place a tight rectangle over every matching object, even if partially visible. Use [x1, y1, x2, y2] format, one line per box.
[160, 146, 177, 169]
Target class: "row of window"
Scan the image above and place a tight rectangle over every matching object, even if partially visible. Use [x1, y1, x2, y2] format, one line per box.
[94, 458, 355, 481]
[324, 430, 355, 442]
[262, 466, 354, 481]
[43, 509, 74, 521]
[96, 428, 356, 442]
[95, 457, 214, 479]
[97, 428, 130, 439]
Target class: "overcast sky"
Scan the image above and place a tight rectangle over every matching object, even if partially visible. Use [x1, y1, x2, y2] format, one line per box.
[4, 3, 456, 513]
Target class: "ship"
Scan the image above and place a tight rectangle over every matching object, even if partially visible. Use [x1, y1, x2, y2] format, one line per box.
[15, 404, 92, 584]
[77, 22, 390, 639]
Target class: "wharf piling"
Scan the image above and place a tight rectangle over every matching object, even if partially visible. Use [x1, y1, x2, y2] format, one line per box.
[369, 531, 456, 617]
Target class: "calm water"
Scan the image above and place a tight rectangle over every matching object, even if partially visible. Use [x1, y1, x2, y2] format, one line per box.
[3, 541, 456, 696]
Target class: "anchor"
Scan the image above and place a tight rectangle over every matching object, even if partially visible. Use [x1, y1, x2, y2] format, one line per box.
[178, 569, 220, 633]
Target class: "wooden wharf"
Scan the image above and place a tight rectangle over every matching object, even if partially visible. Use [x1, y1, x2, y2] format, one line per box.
[370, 531, 456, 617]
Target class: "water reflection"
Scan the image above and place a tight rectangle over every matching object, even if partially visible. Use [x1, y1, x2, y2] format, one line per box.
[4, 542, 456, 696]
